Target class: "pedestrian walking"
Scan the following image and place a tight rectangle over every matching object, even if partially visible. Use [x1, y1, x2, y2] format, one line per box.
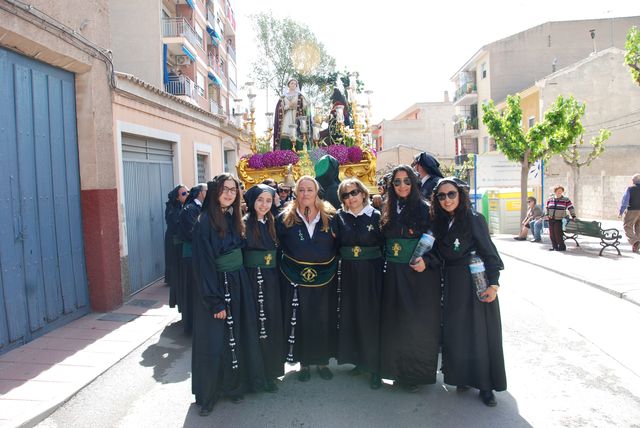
[191, 174, 265, 416]
[618, 173, 640, 253]
[431, 177, 506, 407]
[243, 184, 285, 392]
[379, 165, 441, 392]
[165, 184, 188, 307]
[333, 178, 384, 389]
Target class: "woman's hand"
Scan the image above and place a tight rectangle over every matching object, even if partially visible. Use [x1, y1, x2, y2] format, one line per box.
[410, 257, 426, 272]
[480, 286, 498, 303]
[213, 309, 227, 319]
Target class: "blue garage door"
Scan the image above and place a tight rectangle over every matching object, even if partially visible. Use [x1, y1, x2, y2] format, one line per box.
[122, 134, 174, 294]
[0, 47, 90, 354]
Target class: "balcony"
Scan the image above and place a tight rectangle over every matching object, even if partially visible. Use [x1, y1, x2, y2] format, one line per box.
[454, 116, 479, 137]
[225, 0, 236, 32]
[226, 43, 236, 63]
[208, 53, 222, 76]
[165, 76, 197, 100]
[227, 79, 237, 96]
[162, 17, 202, 53]
[457, 139, 478, 156]
[210, 99, 223, 115]
[453, 82, 478, 106]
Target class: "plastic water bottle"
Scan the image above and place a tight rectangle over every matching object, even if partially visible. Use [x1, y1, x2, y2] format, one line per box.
[468, 251, 488, 300]
[410, 232, 435, 265]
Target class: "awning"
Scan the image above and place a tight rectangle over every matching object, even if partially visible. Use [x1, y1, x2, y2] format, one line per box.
[206, 25, 222, 42]
[208, 72, 221, 86]
[181, 45, 196, 62]
[185, 0, 195, 9]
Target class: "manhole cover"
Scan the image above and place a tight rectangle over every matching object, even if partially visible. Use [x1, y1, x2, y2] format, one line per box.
[127, 299, 158, 308]
[97, 313, 139, 322]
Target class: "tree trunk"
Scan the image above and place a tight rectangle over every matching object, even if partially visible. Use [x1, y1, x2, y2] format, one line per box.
[571, 166, 581, 217]
[520, 150, 530, 222]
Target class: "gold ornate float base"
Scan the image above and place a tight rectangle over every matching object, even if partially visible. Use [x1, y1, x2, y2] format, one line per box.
[237, 149, 377, 191]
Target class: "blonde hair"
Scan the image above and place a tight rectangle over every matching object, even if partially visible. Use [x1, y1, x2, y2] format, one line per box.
[282, 176, 335, 231]
[337, 178, 370, 210]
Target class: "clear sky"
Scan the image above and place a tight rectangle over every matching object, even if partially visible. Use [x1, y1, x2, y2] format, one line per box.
[234, 0, 639, 127]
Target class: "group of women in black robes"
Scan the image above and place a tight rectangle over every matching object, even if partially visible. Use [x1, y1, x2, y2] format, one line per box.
[181, 165, 507, 416]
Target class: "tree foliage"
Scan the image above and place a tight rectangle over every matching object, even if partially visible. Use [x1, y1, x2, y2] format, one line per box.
[482, 94, 585, 219]
[250, 12, 336, 105]
[625, 26, 640, 86]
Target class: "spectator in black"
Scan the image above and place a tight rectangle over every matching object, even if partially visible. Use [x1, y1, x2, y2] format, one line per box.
[412, 152, 444, 200]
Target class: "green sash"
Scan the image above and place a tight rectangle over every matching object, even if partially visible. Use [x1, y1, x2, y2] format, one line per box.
[279, 253, 336, 287]
[214, 248, 243, 272]
[181, 242, 192, 258]
[244, 250, 277, 269]
[385, 238, 420, 264]
[339, 246, 382, 261]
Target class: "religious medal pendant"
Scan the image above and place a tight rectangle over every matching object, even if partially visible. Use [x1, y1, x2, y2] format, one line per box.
[298, 230, 304, 241]
[366, 224, 374, 232]
[453, 238, 461, 252]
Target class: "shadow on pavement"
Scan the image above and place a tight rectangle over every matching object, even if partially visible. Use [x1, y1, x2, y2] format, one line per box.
[139, 320, 191, 384]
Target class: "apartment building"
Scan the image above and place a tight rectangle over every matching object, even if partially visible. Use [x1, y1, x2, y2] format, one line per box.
[450, 16, 640, 162]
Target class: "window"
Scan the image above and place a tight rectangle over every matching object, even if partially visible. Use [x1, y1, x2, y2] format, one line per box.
[223, 149, 234, 172]
[196, 72, 205, 97]
[195, 24, 204, 49]
[197, 153, 208, 183]
[481, 62, 487, 79]
[528, 116, 535, 128]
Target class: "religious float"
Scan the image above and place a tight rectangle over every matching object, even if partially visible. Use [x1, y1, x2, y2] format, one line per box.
[235, 77, 377, 190]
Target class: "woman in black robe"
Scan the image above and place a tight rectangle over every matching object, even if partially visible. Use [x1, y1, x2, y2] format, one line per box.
[333, 178, 383, 389]
[379, 165, 441, 392]
[430, 177, 506, 407]
[191, 174, 265, 416]
[176, 184, 206, 335]
[243, 184, 284, 392]
[165, 184, 188, 307]
[276, 175, 337, 382]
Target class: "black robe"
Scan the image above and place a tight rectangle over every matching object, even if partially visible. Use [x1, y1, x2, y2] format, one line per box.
[191, 213, 265, 411]
[176, 200, 201, 334]
[380, 201, 441, 385]
[333, 208, 383, 374]
[276, 212, 337, 366]
[165, 202, 182, 307]
[419, 176, 440, 201]
[243, 219, 285, 379]
[436, 211, 507, 392]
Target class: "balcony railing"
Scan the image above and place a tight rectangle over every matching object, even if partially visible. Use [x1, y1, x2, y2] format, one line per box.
[454, 82, 477, 103]
[162, 17, 202, 51]
[208, 53, 222, 75]
[225, 1, 236, 31]
[210, 99, 222, 114]
[226, 43, 236, 62]
[165, 76, 196, 99]
[228, 79, 237, 96]
[454, 116, 479, 135]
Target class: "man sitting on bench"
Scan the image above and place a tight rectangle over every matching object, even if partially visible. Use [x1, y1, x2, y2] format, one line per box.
[513, 196, 543, 242]
[544, 185, 576, 252]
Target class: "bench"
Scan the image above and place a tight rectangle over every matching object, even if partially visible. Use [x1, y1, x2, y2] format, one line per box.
[562, 219, 622, 256]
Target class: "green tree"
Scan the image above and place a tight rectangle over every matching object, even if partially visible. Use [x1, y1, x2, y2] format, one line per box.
[482, 94, 584, 220]
[250, 12, 336, 106]
[561, 129, 611, 215]
[624, 26, 640, 86]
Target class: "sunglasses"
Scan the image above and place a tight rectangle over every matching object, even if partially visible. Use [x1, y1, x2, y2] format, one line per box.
[436, 190, 458, 201]
[392, 178, 412, 187]
[341, 189, 361, 200]
[180, 191, 188, 196]
[278, 188, 291, 193]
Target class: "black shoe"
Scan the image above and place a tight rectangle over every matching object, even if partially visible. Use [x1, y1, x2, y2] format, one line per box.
[199, 405, 213, 416]
[530, 238, 541, 242]
[548, 248, 555, 251]
[479, 390, 497, 407]
[317, 366, 333, 380]
[265, 378, 278, 393]
[513, 237, 526, 241]
[349, 366, 363, 376]
[456, 385, 470, 392]
[298, 367, 311, 382]
[557, 248, 566, 252]
[370, 374, 382, 390]
[230, 395, 244, 404]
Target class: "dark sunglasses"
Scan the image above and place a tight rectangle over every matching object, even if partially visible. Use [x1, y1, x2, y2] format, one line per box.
[436, 190, 458, 201]
[392, 178, 412, 187]
[180, 191, 189, 196]
[278, 188, 290, 193]
[341, 189, 361, 200]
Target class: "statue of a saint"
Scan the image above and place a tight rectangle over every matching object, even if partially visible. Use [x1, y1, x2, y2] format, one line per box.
[273, 78, 310, 150]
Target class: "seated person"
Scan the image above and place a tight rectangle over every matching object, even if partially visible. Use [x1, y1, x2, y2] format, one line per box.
[513, 196, 543, 241]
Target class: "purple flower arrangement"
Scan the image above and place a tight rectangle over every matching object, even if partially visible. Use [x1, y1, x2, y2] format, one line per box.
[247, 150, 299, 169]
[246, 145, 365, 170]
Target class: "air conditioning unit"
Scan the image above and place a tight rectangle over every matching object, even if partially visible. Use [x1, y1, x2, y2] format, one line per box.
[175, 55, 191, 65]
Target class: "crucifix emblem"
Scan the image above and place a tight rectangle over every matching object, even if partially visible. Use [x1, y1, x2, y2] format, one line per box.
[264, 253, 273, 266]
[301, 267, 318, 283]
[352, 246, 362, 257]
[392, 242, 402, 257]
[366, 224, 374, 232]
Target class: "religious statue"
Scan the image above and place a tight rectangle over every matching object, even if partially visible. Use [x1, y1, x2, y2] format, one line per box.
[319, 88, 351, 145]
[273, 78, 311, 151]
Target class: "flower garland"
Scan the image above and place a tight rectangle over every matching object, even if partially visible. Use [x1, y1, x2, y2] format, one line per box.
[244, 145, 363, 170]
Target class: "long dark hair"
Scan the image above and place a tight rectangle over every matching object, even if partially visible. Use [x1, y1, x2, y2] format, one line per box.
[429, 178, 472, 240]
[202, 174, 244, 238]
[380, 164, 425, 231]
[166, 184, 184, 209]
[244, 185, 277, 244]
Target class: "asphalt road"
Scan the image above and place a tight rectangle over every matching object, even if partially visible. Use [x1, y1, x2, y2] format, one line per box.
[36, 257, 640, 428]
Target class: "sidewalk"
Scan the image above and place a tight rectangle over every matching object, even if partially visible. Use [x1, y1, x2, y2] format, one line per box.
[493, 218, 640, 306]
[1, 219, 638, 427]
[0, 281, 179, 428]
